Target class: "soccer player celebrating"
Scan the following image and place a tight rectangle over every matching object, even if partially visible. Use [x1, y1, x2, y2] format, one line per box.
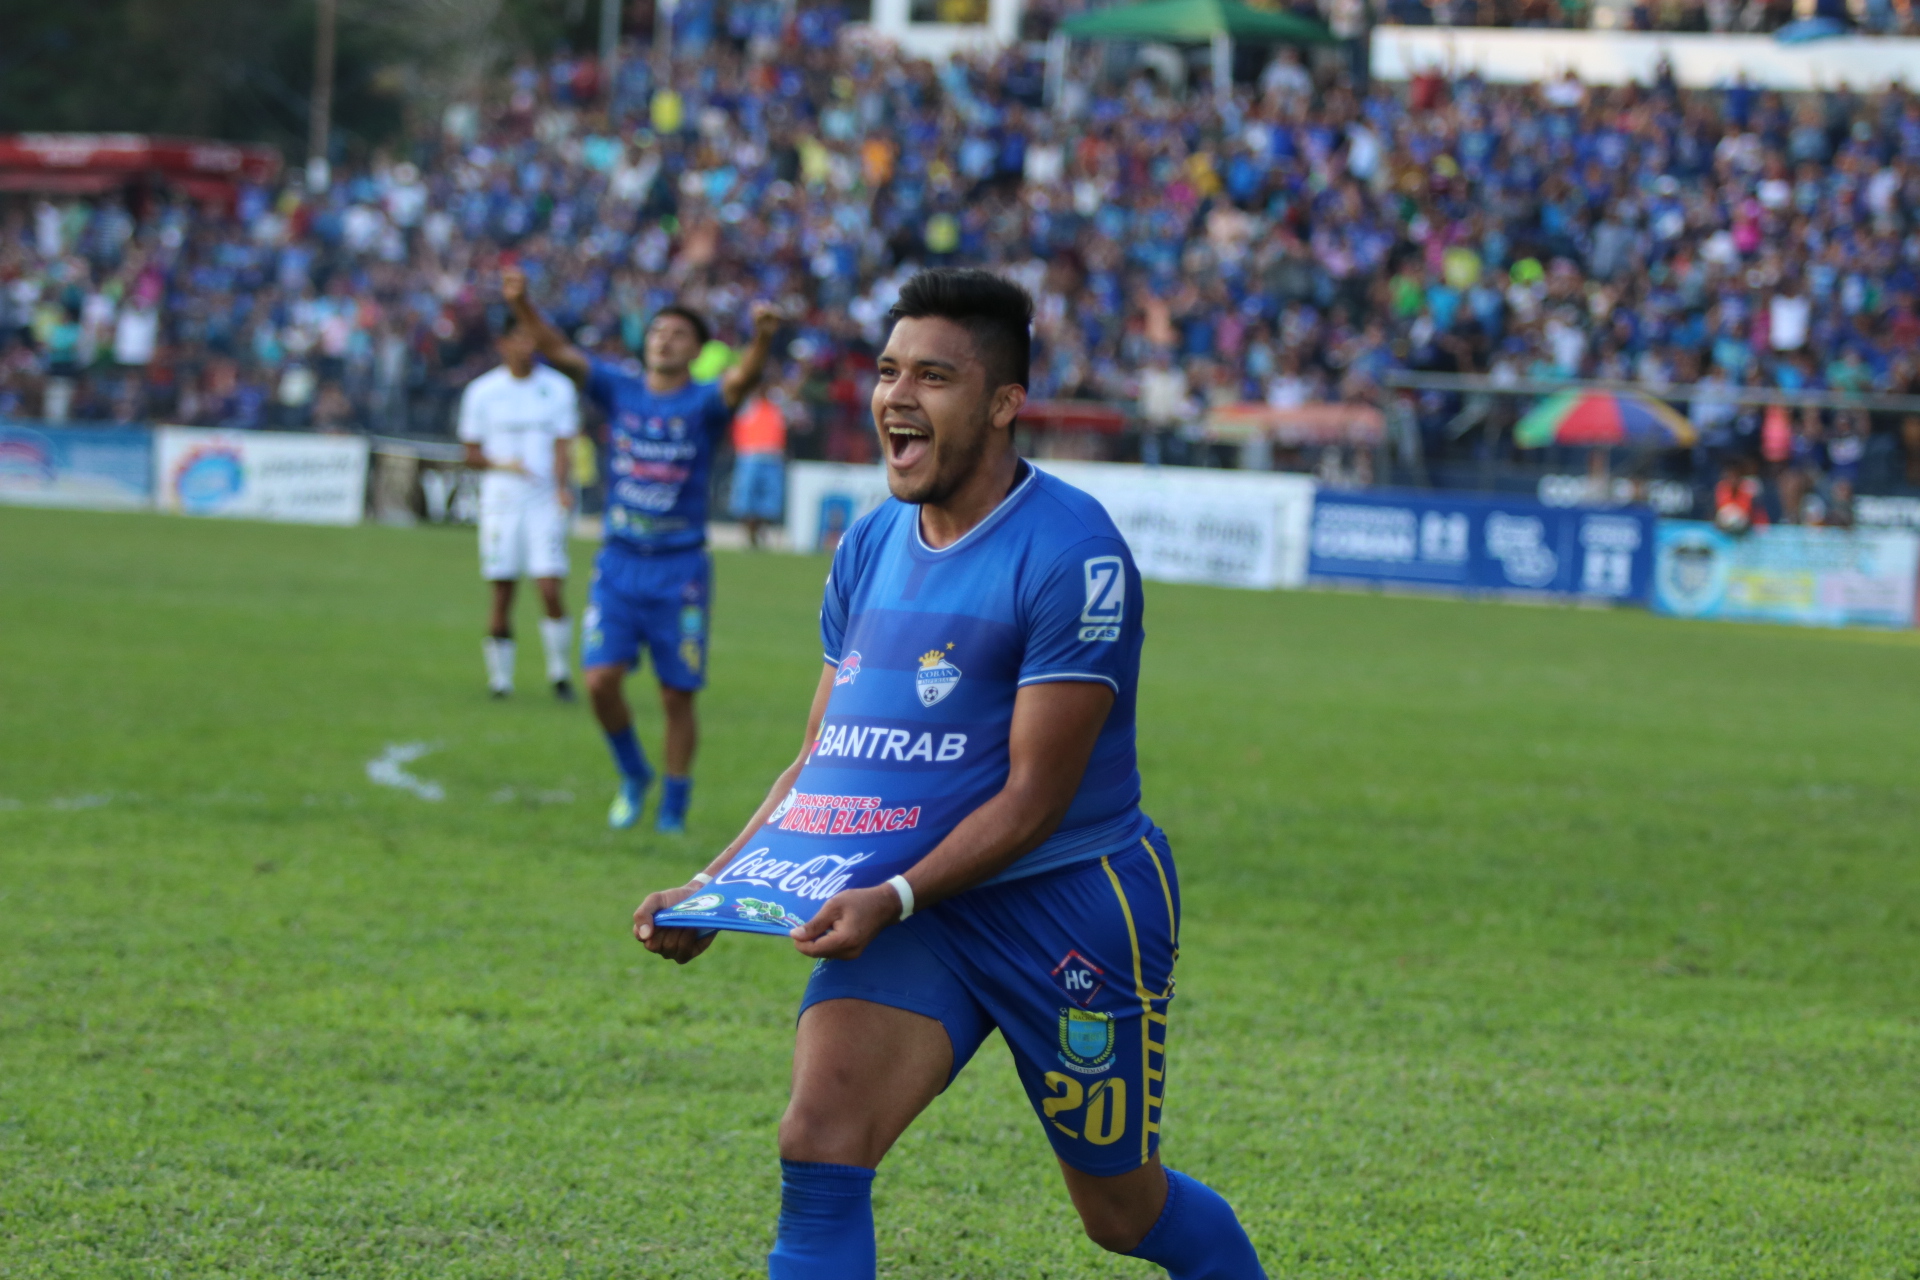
[457, 313, 581, 700]
[501, 266, 779, 832]
[632, 269, 1267, 1279]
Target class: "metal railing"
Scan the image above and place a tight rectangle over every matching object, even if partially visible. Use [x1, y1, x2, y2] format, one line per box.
[1382, 371, 1920, 415]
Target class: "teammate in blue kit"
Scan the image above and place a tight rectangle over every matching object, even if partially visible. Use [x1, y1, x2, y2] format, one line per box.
[632, 269, 1267, 1279]
[502, 265, 780, 832]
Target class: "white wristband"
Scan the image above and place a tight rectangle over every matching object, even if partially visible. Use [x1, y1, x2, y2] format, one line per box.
[885, 874, 915, 920]
[690, 872, 713, 887]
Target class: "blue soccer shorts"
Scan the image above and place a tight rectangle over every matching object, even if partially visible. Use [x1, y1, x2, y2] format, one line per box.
[800, 829, 1179, 1177]
[580, 542, 710, 691]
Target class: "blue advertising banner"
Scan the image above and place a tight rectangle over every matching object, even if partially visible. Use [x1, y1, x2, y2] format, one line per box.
[0, 424, 152, 510]
[1653, 522, 1918, 629]
[1306, 489, 1655, 602]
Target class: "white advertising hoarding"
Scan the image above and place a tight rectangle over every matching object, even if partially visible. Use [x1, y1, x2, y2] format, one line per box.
[155, 428, 370, 525]
[1370, 26, 1920, 90]
[1039, 461, 1314, 590]
[782, 459, 1314, 590]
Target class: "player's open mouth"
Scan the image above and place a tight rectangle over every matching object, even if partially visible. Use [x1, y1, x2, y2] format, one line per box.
[886, 424, 931, 469]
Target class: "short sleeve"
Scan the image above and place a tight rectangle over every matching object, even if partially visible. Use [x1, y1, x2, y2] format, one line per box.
[819, 533, 856, 664]
[553, 375, 580, 439]
[1017, 537, 1137, 693]
[455, 380, 482, 442]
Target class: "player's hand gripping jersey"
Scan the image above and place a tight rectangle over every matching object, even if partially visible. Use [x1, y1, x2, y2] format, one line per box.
[660, 464, 1149, 935]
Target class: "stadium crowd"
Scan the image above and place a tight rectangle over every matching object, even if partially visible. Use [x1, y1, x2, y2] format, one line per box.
[5, 29, 1920, 514]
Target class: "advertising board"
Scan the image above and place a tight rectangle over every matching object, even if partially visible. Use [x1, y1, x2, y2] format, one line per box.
[782, 460, 1315, 590]
[1855, 495, 1920, 532]
[1652, 522, 1919, 629]
[1039, 461, 1314, 590]
[1370, 26, 1920, 91]
[784, 461, 895, 555]
[1307, 489, 1655, 602]
[0, 424, 153, 510]
[154, 428, 369, 525]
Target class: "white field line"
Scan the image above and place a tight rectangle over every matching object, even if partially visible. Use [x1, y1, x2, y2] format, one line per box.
[490, 787, 575, 804]
[366, 743, 445, 802]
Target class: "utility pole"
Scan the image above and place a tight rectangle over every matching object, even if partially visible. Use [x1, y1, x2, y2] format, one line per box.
[655, 0, 679, 77]
[601, 0, 621, 102]
[309, 0, 337, 192]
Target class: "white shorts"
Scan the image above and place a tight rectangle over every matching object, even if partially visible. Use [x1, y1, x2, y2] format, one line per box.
[479, 488, 570, 581]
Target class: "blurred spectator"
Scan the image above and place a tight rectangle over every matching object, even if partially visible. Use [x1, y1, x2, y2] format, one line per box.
[729, 385, 789, 546]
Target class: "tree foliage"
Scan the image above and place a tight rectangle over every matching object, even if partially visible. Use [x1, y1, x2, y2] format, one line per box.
[0, 0, 608, 157]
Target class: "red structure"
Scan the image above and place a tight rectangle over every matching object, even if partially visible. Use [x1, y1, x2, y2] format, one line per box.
[0, 134, 281, 205]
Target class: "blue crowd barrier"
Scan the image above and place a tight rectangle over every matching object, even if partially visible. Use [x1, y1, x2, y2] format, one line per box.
[0, 422, 154, 510]
[1306, 488, 1656, 604]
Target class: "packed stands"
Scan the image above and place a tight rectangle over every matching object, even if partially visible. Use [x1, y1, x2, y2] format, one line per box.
[4, 32, 1920, 517]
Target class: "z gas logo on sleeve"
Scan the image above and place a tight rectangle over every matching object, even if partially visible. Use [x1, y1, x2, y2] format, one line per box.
[1080, 555, 1125, 641]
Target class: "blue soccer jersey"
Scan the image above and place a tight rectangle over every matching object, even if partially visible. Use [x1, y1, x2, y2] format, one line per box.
[806, 464, 1149, 884]
[587, 360, 732, 552]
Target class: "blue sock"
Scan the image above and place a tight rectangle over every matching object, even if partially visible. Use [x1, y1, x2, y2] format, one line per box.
[1128, 1169, 1266, 1279]
[767, 1159, 875, 1280]
[604, 726, 650, 785]
[661, 774, 693, 820]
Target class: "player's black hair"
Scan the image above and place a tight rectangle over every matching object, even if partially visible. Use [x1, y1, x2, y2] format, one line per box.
[886, 268, 1033, 391]
[495, 309, 522, 337]
[649, 303, 711, 347]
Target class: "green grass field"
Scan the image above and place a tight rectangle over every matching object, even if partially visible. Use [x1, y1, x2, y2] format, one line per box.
[2, 503, 1917, 1279]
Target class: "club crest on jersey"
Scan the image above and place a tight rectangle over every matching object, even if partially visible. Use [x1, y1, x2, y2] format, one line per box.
[835, 651, 862, 686]
[915, 644, 961, 707]
[1050, 950, 1106, 1008]
[1058, 1008, 1117, 1074]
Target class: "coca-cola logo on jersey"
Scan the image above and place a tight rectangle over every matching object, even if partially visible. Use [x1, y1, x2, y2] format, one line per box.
[714, 849, 873, 900]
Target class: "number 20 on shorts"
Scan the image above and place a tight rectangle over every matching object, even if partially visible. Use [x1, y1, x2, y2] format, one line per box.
[1042, 1072, 1127, 1145]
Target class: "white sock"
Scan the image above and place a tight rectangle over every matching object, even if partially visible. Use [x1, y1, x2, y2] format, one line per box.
[483, 636, 515, 692]
[539, 616, 572, 683]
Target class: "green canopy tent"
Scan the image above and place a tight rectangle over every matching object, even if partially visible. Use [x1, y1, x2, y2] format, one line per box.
[1055, 0, 1335, 102]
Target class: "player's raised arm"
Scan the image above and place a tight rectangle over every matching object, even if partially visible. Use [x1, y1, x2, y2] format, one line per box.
[789, 677, 1114, 962]
[719, 302, 782, 410]
[632, 661, 838, 963]
[501, 265, 590, 389]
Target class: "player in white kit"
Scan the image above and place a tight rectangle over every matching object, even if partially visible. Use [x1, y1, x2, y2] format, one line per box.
[457, 315, 581, 700]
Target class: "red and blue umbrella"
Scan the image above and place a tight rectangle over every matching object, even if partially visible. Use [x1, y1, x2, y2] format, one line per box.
[1514, 390, 1697, 449]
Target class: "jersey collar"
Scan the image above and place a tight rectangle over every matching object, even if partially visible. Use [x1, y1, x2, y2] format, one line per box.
[910, 459, 1036, 558]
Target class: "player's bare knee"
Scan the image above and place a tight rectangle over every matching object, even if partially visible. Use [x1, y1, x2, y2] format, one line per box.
[585, 667, 623, 703]
[776, 1102, 872, 1167]
[1077, 1208, 1151, 1255]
